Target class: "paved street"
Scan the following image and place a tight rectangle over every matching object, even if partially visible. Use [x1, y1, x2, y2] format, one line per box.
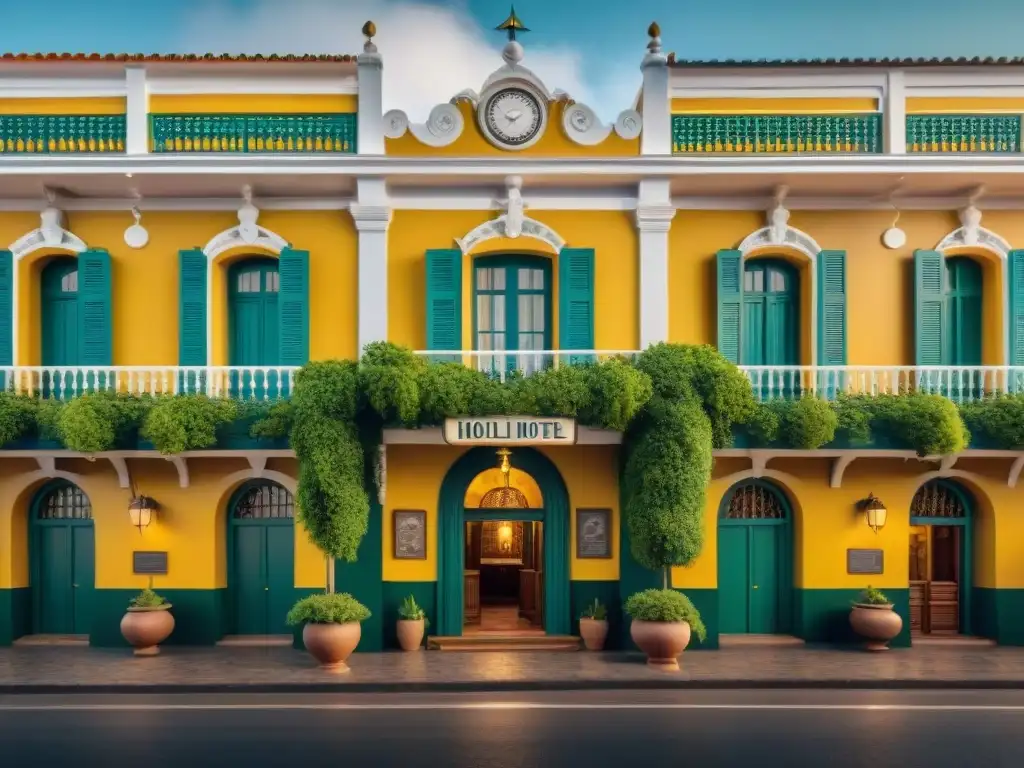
[0, 690, 1022, 767]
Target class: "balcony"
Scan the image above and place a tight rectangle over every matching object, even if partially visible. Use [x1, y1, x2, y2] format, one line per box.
[906, 114, 1021, 154]
[148, 113, 357, 153]
[670, 114, 883, 154]
[2, 360, 1023, 406]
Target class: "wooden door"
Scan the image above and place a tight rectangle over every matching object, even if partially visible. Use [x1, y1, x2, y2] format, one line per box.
[231, 521, 294, 635]
[32, 487, 94, 635]
[41, 258, 81, 398]
[909, 524, 962, 635]
[228, 259, 280, 399]
[718, 523, 787, 634]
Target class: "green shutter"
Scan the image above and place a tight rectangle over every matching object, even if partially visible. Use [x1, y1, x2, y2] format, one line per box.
[816, 250, 847, 365]
[914, 249, 946, 366]
[425, 249, 462, 357]
[77, 249, 112, 365]
[277, 248, 309, 366]
[558, 248, 595, 362]
[0, 250, 12, 371]
[1009, 249, 1024, 366]
[716, 249, 743, 363]
[179, 248, 207, 366]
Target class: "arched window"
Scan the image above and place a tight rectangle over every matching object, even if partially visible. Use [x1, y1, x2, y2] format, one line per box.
[721, 481, 788, 520]
[232, 482, 294, 520]
[911, 480, 969, 519]
[37, 483, 92, 520]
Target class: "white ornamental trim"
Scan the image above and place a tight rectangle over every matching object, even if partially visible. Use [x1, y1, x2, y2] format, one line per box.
[561, 102, 643, 146]
[9, 207, 87, 261]
[383, 103, 465, 148]
[456, 214, 565, 255]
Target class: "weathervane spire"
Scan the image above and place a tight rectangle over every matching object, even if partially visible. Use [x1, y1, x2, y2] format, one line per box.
[495, 5, 529, 42]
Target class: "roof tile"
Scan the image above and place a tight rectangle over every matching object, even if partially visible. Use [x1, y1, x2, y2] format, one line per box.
[0, 52, 356, 63]
[667, 55, 1024, 68]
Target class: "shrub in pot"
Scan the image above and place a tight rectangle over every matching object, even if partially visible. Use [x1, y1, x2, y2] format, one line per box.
[578, 598, 609, 651]
[849, 586, 903, 652]
[625, 589, 707, 671]
[120, 587, 175, 656]
[287, 593, 371, 673]
[396, 595, 428, 651]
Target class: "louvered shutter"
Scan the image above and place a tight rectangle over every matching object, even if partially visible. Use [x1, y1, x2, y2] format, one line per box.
[425, 249, 462, 362]
[716, 249, 743, 363]
[558, 248, 595, 364]
[914, 249, 946, 366]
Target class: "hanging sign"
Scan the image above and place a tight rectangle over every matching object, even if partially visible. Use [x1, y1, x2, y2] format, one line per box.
[444, 416, 577, 445]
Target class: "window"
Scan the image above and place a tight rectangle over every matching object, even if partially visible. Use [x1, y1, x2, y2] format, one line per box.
[232, 483, 295, 519]
[473, 256, 551, 374]
[38, 484, 92, 520]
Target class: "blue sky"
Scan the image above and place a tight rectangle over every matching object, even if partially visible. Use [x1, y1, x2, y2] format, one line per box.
[0, 0, 1019, 119]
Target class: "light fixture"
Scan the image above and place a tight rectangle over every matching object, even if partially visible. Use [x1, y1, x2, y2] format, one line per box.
[862, 493, 887, 533]
[129, 495, 159, 533]
[479, 448, 529, 509]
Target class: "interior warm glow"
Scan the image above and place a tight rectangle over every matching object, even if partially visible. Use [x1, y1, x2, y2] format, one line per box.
[464, 467, 543, 508]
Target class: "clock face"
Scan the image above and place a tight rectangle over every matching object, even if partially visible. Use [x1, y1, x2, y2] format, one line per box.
[483, 87, 543, 148]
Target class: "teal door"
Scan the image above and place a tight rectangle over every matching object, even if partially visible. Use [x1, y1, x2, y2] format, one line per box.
[31, 483, 95, 635]
[742, 259, 799, 396]
[228, 483, 295, 635]
[718, 482, 791, 634]
[473, 256, 552, 376]
[945, 257, 982, 366]
[228, 259, 281, 398]
[41, 258, 81, 398]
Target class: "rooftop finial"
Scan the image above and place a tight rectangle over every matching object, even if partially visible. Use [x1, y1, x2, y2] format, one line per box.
[496, 5, 530, 42]
[362, 20, 377, 53]
[647, 21, 662, 55]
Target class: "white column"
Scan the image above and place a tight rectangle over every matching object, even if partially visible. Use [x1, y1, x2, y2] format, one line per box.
[351, 178, 391, 354]
[356, 38, 384, 155]
[640, 24, 671, 156]
[635, 179, 675, 348]
[125, 65, 149, 155]
[884, 70, 906, 154]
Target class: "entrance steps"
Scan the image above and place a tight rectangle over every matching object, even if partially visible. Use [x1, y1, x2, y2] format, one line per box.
[217, 635, 293, 647]
[427, 634, 580, 651]
[719, 634, 805, 647]
[912, 635, 996, 647]
[14, 634, 88, 646]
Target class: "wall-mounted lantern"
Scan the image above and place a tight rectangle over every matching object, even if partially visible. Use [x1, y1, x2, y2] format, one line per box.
[129, 496, 159, 533]
[861, 493, 887, 533]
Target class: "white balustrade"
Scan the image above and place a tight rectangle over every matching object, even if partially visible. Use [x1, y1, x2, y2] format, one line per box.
[412, 350, 641, 382]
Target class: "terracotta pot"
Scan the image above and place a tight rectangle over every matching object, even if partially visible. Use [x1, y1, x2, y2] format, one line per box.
[849, 603, 903, 651]
[303, 622, 362, 673]
[397, 618, 425, 651]
[630, 619, 691, 672]
[120, 605, 175, 656]
[579, 618, 609, 651]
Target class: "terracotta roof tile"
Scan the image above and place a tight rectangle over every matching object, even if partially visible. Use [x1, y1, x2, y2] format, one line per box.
[668, 55, 1024, 68]
[0, 53, 357, 63]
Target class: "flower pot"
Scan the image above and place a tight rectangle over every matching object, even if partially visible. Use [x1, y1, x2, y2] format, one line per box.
[302, 621, 362, 673]
[397, 618, 425, 651]
[120, 605, 175, 656]
[630, 619, 691, 672]
[579, 618, 609, 651]
[849, 603, 903, 651]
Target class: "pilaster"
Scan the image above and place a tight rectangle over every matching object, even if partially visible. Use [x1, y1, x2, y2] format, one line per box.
[356, 27, 385, 156]
[125, 66, 149, 155]
[884, 70, 907, 155]
[635, 179, 675, 348]
[351, 178, 391, 353]
[640, 23, 671, 156]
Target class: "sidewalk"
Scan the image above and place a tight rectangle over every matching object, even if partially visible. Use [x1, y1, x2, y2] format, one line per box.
[2, 644, 1024, 693]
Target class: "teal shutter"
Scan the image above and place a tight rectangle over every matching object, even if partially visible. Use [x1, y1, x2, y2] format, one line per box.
[816, 250, 847, 398]
[277, 248, 309, 366]
[0, 250, 12, 375]
[914, 249, 945, 366]
[558, 247, 595, 363]
[179, 248, 207, 366]
[425, 249, 462, 361]
[716, 249, 743, 363]
[1009, 249, 1024, 366]
[77, 249, 112, 366]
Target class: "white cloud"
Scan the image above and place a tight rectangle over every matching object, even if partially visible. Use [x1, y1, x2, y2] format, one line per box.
[177, 0, 639, 122]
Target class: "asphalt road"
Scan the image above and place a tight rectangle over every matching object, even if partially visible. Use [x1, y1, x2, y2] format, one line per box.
[1, 689, 1023, 767]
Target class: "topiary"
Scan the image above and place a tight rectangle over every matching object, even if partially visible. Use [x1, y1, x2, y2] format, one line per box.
[286, 593, 371, 625]
[623, 588, 707, 641]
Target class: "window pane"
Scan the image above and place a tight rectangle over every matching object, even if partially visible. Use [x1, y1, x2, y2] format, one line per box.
[493, 295, 506, 332]
[518, 268, 544, 290]
[518, 294, 545, 334]
[61, 271, 79, 293]
[753, 270, 764, 292]
[744, 271, 754, 292]
[266, 271, 279, 292]
[493, 267, 506, 291]
[477, 295, 492, 331]
[769, 270, 786, 292]
[478, 333, 493, 351]
[476, 268, 491, 291]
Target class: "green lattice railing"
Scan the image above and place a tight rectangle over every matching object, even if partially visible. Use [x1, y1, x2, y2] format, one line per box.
[906, 114, 1021, 153]
[149, 113, 357, 153]
[671, 114, 883, 154]
[0, 115, 126, 154]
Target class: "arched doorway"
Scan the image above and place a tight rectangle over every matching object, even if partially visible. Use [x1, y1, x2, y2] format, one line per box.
[437, 447, 570, 637]
[30, 482, 95, 635]
[909, 479, 974, 636]
[717, 480, 793, 635]
[227, 481, 295, 635]
[228, 257, 280, 398]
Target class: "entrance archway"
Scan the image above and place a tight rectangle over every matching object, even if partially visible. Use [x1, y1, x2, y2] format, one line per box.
[30, 481, 95, 635]
[909, 479, 974, 636]
[717, 480, 793, 635]
[226, 481, 295, 635]
[437, 447, 570, 637]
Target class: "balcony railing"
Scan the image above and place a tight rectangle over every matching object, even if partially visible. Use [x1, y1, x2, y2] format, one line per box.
[413, 350, 641, 382]
[149, 113, 357, 153]
[671, 114, 883, 154]
[906, 114, 1021, 153]
[0, 114, 126, 154]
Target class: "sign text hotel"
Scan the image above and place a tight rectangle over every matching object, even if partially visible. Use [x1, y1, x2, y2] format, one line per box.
[443, 416, 577, 446]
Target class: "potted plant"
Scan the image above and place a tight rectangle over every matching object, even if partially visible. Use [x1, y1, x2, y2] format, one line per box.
[625, 589, 706, 671]
[849, 586, 903, 652]
[579, 598, 609, 651]
[287, 593, 371, 673]
[120, 586, 175, 656]
[396, 594, 428, 651]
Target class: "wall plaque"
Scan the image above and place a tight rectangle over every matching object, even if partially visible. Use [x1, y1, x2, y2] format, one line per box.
[394, 509, 427, 560]
[847, 548, 884, 575]
[443, 416, 577, 446]
[576, 508, 612, 559]
[133, 551, 169, 576]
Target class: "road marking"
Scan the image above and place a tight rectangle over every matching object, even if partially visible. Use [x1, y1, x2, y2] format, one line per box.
[1, 702, 1023, 712]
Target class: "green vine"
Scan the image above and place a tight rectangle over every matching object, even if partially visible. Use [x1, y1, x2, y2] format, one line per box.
[141, 395, 237, 455]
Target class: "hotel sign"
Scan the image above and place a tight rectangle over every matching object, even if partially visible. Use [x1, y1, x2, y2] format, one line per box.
[444, 416, 577, 446]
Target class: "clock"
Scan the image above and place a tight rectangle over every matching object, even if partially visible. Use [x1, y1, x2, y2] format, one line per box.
[480, 86, 545, 149]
